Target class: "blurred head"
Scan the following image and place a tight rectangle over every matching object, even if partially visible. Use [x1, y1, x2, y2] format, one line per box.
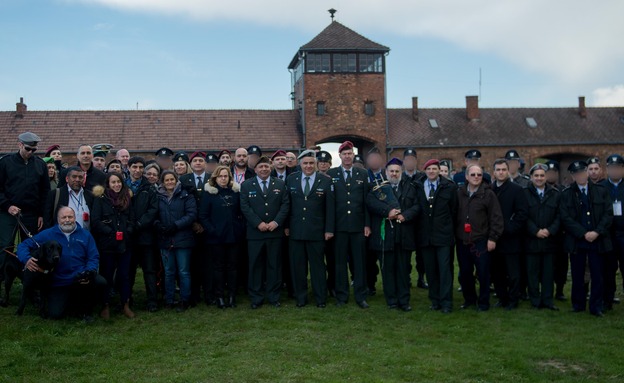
[607, 163, 624, 183]
[366, 152, 383, 172]
[571, 169, 589, 186]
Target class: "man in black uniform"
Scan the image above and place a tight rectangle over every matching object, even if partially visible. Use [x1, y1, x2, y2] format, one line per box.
[285, 150, 335, 308]
[453, 149, 492, 185]
[505, 150, 530, 188]
[247, 145, 262, 170]
[600, 154, 624, 310]
[240, 156, 290, 308]
[316, 150, 335, 295]
[154, 147, 174, 171]
[588, 157, 604, 184]
[326, 141, 371, 308]
[560, 161, 613, 317]
[545, 160, 568, 300]
[402, 148, 423, 182]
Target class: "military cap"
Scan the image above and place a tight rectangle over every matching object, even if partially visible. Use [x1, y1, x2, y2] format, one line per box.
[423, 159, 440, 170]
[107, 159, 122, 168]
[367, 146, 381, 155]
[587, 157, 600, 165]
[339, 141, 354, 152]
[606, 154, 624, 166]
[386, 157, 403, 168]
[173, 152, 190, 163]
[93, 143, 114, 153]
[42, 157, 55, 164]
[545, 160, 560, 172]
[465, 149, 482, 159]
[297, 150, 316, 160]
[247, 145, 262, 156]
[254, 156, 271, 168]
[439, 160, 451, 168]
[529, 163, 549, 175]
[93, 151, 107, 159]
[155, 147, 174, 157]
[271, 150, 287, 160]
[505, 149, 520, 161]
[217, 149, 231, 160]
[18, 132, 41, 146]
[568, 160, 588, 174]
[353, 154, 364, 165]
[189, 151, 206, 161]
[403, 148, 417, 158]
[45, 145, 60, 157]
[205, 153, 218, 163]
[316, 151, 332, 162]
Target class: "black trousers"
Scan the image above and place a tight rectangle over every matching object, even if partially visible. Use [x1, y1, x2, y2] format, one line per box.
[571, 249, 604, 314]
[280, 236, 294, 297]
[457, 240, 491, 309]
[191, 237, 213, 304]
[100, 250, 132, 305]
[378, 248, 411, 307]
[290, 239, 326, 305]
[130, 244, 160, 307]
[46, 275, 107, 319]
[421, 245, 453, 309]
[553, 239, 568, 293]
[334, 231, 367, 304]
[248, 238, 282, 305]
[492, 251, 521, 306]
[526, 252, 554, 307]
[325, 237, 336, 293]
[212, 243, 238, 298]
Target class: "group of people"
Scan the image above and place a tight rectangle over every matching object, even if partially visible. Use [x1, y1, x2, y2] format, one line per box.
[1, 131, 622, 322]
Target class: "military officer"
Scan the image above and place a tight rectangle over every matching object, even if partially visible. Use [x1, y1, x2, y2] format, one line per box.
[316, 150, 335, 294]
[353, 154, 365, 169]
[285, 150, 335, 308]
[154, 147, 174, 171]
[505, 150, 530, 188]
[545, 159, 568, 300]
[588, 157, 604, 184]
[560, 161, 613, 317]
[317, 151, 332, 174]
[247, 145, 262, 169]
[240, 156, 290, 309]
[453, 149, 492, 185]
[205, 153, 219, 177]
[402, 148, 424, 182]
[326, 141, 371, 308]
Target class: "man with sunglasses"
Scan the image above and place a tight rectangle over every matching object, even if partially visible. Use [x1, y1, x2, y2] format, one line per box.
[0, 132, 50, 254]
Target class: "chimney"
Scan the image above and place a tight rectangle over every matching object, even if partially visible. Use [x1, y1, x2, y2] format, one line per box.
[578, 96, 587, 118]
[466, 95, 479, 120]
[16, 97, 27, 118]
[412, 97, 419, 121]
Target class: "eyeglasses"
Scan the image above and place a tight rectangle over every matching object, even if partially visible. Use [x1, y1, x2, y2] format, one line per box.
[469, 173, 483, 177]
[23, 146, 37, 152]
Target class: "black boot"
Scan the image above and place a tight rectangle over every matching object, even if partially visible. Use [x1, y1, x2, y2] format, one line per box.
[228, 296, 237, 308]
[176, 301, 189, 313]
[216, 298, 226, 309]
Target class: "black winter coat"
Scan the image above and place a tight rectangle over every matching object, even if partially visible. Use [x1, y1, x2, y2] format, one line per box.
[91, 188, 134, 254]
[131, 178, 159, 246]
[524, 184, 561, 254]
[492, 179, 529, 254]
[156, 183, 197, 249]
[414, 177, 458, 247]
[199, 183, 244, 245]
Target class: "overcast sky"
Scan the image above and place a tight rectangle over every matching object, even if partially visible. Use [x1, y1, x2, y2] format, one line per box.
[1, 0, 623, 111]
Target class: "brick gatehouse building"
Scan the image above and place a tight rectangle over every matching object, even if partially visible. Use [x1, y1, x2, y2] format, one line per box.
[2, 20, 623, 185]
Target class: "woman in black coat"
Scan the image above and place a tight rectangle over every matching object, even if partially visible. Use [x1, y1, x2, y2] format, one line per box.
[199, 166, 244, 308]
[92, 172, 135, 319]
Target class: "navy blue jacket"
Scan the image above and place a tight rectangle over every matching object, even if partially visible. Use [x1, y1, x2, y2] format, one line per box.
[156, 183, 197, 249]
[199, 183, 244, 245]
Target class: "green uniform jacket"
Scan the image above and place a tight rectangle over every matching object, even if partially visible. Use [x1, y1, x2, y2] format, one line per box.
[240, 176, 289, 240]
[326, 166, 370, 233]
[286, 171, 335, 241]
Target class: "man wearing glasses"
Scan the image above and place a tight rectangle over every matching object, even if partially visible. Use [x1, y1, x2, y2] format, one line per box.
[0, 132, 51, 253]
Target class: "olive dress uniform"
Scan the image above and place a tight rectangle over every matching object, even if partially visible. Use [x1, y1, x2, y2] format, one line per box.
[286, 171, 335, 307]
[240, 176, 290, 307]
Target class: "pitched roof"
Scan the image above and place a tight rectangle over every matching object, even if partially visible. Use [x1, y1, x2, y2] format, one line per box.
[388, 107, 624, 148]
[0, 109, 301, 154]
[299, 21, 390, 52]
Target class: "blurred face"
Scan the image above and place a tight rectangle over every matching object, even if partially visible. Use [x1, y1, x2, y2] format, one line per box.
[439, 165, 449, 178]
[318, 161, 331, 173]
[546, 169, 559, 184]
[255, 163, 271, 180]
[286, 152, 297, 167]
[494, 162, 509, 182]
[77, 146, 93, 166]
[572, 170, 589, 186]
[588, 163, 602, 182]
[248, 154, 259, 169]
[47, 163, 56, 178]
[206, 162, 217, 174]
[531, 169, 547, 188]
[301, 157, 316, 176]
[191, 157, 206, 173]
[108, 163, 122, 174]
[403, 156, 417, 172]
[57, 207, 76, 233]
[174, 161, 187, 175]
[145, 167, 160, 185]
[129, 162, 144, 181]
[466, 165, 483, 187]
[219, 154, 231, 166]
[108, 175, 123, 193]
[116, 149, 130, 167]
[273, 155, 287, 170]
[235, 149, 248, 168]
[18, 142, 37, 159]
[339, 149, 354, 168]
[508, 159, 520, 174]
[92, 157, 106, 171]
[607, 164, 624, 182]
[50, 149, 62, 161]
[465, 158, 480, 168]
[156, 156, 172, 170]
[216, 169, 230, 188]
[366, 153, 383, 171]
[66, 170, 85, 192]
[425, 164, 440, 181]
[386, 164, 402, 184]
[163, 174, 177, 191]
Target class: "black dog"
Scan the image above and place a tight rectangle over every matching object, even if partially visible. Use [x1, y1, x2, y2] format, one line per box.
[15, 241, 62, 316]
[0, 249, 24, 307]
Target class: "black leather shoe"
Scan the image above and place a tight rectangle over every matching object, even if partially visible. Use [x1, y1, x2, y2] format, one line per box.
[147, 304, 158, 313]
[555, 294, 566, 301]
[417, 278, 429, 289]
[357, 301, 370, 309]
[460, 302, 474, 310]
[228, 296, 237, 308]
[477, 307, 489, 312]
[176, 301, 189, 313]
[441, 307, 452, 314]
[216, 298, 226, 309]
[368, 289, 377, 296]
[506, 303, 518, 311]
[429, 305, 441, 311]
[401, 305, 412, 312]
[271, 301, 281, 308]
[592, 311, 604, 317]
[571, 307, 584, 313]
[317, 303, 326, 308]
[336, 301, 347, 307]
[388, 304, 398, 310]
[251, 303, 261, 310]
[296, 303, 306, 308]
[545, 305, 559, 311]
[494, 301, 506, 309]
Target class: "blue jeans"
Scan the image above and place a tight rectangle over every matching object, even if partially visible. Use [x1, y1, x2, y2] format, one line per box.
[161, 247, 192, 304]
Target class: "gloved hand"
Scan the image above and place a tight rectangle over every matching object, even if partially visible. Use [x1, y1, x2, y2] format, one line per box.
[163, 223, 177, 235]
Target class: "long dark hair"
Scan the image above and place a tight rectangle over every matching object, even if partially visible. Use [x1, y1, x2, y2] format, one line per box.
[105, 172, 131, 211]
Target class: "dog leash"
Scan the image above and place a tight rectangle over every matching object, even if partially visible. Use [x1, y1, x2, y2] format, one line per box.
[16, 213, 40, 248]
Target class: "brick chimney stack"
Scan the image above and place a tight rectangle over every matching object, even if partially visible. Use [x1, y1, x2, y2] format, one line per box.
[412, 97, 419, 121]
[16, 97, 27, 118]
[466, 95, 479, 120]
[578, 96, 587, 118]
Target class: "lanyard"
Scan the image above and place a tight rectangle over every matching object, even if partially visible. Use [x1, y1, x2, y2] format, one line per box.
[69, 191, 84, 212]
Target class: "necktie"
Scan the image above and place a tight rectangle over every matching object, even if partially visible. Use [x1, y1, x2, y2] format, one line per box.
[429, 183, 435, 199]
[392, 184, 398, 193]
[345, 170, 352, 183]
[279, 174, 284, 180]
[196, 176, 203, 189]
[262, 180, 267, 194]
[304, 176, 311, 196]
[581, 187, 586, 196]
[539, 191, 543, 200]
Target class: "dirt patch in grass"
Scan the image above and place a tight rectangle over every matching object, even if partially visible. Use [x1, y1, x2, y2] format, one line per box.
[538, 359, 587, 374]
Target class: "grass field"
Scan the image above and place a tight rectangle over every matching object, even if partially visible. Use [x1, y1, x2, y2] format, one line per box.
[1, 268, 623, 383]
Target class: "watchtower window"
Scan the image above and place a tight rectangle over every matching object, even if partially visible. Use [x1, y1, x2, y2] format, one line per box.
[364, 101, 375, 116]
[316, 102, 326, 116]
[333, 53, 357, 73]
[359, 53, 383, 73]
[307, 54, 331, 73]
